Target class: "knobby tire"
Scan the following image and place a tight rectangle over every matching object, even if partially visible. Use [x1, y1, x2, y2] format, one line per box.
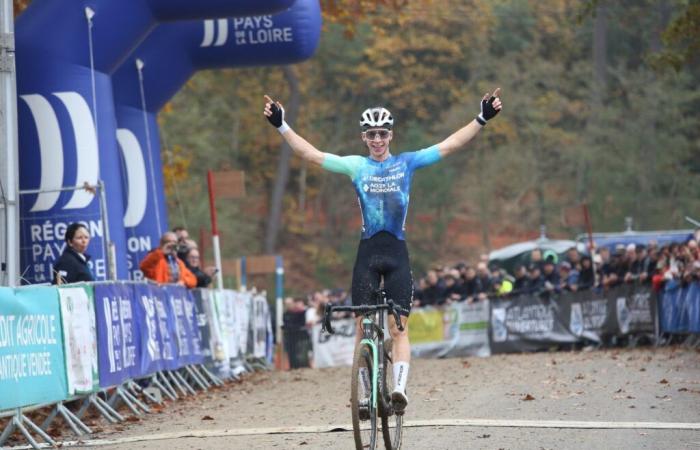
[352, 343, 377, 450]
[380, 338, 403, 450]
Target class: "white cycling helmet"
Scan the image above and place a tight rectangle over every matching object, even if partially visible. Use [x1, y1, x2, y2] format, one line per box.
[360, 106, 394, 130]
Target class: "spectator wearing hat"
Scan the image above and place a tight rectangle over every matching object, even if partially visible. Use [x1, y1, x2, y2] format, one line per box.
[558, 261, 580, 292]
[492, 272, 513, 297]
[542, 255, 561, 293]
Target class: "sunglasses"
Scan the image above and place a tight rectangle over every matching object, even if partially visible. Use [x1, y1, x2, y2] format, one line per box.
[364, 129, 390, 140]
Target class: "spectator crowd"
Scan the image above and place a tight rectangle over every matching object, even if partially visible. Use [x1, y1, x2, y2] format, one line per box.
[412, 230, 700, 307]
[139, 227, 217, 289]
[281, 230, 700, 368]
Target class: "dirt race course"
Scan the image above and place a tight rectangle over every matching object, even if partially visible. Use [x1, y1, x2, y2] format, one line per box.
[41, 346, 700, 450]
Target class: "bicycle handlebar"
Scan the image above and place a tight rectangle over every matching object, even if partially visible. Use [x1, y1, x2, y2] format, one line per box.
[322, 300, 405, 334]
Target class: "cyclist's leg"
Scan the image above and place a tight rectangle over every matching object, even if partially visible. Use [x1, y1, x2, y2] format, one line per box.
[382, 247, 413, 411]
[351, 240, 381, 349]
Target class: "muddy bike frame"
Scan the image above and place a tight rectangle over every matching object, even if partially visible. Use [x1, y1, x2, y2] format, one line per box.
[322, 289, 404, 410]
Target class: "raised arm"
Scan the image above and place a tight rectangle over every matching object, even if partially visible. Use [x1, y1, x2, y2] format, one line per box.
[436, 88, 502, 158]
[264, 95, 325, 166]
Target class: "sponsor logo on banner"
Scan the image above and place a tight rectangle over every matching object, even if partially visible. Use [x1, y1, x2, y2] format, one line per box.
[20, 92, 99, 212]
[571, 299, 608, 337]
[201, 16, 294, 48]
[58, 286, 98, 395]
[312, 319, 356, 368]
[616, 297, 631, 334]
[0, 287, 68, 409]
[570, 303, 584, 337]
[491, 307, 507, 342]
[20, 91, 107, 283]
[116, 128, 154, 281]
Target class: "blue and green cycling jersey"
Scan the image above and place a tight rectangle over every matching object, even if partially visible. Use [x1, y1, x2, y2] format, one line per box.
[321, 145, 441, 240]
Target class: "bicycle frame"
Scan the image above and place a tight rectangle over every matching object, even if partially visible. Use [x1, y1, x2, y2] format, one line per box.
[360, 313, 384, 409]
[325, 289, 402, 411]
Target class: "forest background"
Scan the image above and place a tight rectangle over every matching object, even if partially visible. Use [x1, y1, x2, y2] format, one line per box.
[16, 0, 700, 294]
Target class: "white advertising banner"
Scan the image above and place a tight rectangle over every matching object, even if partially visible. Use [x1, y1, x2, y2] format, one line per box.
[58, 286, 98, 394]
[312, 318, 356, 368]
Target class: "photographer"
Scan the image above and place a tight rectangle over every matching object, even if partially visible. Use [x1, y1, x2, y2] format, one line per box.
[139, 231, 197, 288]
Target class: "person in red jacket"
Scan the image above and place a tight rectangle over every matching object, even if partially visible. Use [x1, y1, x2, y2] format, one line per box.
[140, 231, 197, 288]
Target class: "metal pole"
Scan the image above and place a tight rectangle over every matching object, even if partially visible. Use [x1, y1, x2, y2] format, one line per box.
[685, 216, 700, 228]
[0, 0, 19, 287]
[275, 255, 284, 366]
[207, 170, 224, 289]
[98, 180, 117, 280]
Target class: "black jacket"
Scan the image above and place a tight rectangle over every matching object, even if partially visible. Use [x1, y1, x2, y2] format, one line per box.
[52, 247, 94, 284]
[186, 263, 212, 288]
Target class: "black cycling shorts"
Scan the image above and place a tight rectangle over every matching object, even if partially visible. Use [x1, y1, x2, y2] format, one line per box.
[351, 231, 413, 317]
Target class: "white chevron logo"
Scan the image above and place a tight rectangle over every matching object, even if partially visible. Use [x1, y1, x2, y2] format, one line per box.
[200, 18, 229, 47]
[20, 92, 99, 212]
[116, 128, 148, 227]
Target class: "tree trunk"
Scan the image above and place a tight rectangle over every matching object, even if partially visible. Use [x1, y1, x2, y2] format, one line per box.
[577, 1, 608, 204]
[264, 66, 300, 254]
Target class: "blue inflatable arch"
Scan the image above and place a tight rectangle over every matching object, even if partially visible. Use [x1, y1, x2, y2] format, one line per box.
[112, 0, 321, 279]
[15, 0, 320, 283]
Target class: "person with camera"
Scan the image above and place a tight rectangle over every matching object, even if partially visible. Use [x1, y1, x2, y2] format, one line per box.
[139, 231, 197, 288]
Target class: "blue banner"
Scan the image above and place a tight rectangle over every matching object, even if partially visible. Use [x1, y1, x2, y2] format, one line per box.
[131, 283, 177, 374]
[660, 281, 700, 334]
[94, 283, 140, 387]
[0, 287, 67, 410]
[162, 285, 204, 366]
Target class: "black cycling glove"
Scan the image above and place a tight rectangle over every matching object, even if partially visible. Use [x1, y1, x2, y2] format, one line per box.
[266, 102, 285, 128]
[476, 95, 499, 126]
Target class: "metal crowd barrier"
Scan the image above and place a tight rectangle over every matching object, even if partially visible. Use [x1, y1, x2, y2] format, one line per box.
[0, 281, 273, 449]
[311, 283, 697, 368]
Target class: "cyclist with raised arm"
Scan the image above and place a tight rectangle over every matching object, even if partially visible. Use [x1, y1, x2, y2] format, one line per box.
[263, 90, 502, 412]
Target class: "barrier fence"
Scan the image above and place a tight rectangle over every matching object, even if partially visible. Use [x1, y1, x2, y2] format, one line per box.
[311, 283, 699, 368]
[0, 282, 272, 449]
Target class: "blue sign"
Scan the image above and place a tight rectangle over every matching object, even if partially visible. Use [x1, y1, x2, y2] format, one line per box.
[94, 283, 140, 387]
[111, 0, 322, 280]
[131, 283, 177, 374]
[0, 287, 67, 410]
[163, 285, 205, 365]
[15, 0, 309, 283]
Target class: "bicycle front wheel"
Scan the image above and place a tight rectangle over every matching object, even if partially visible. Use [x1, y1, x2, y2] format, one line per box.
[380, 338, 403, 450]
[351, 343, 377, 450]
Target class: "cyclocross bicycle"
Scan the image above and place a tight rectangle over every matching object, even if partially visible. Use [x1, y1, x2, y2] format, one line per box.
[322, 289, 404, 450]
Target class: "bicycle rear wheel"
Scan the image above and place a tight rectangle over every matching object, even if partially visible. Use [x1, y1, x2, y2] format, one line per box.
[352, 343, 377, 450]
[380, 338, 403, 450]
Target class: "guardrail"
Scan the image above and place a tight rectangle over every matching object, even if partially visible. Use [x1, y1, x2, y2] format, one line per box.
[0, 281, 272, 449]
